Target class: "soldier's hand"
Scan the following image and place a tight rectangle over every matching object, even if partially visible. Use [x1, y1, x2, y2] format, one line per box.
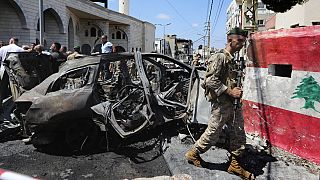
[226, 87, 242, 98]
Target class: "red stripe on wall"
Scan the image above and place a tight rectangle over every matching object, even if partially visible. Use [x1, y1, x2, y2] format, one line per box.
[242, 100, 320, 164]
[247, 26, 320, 72]
[0, 168, 5, 175]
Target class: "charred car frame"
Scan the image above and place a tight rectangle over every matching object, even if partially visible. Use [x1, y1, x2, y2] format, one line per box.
[5, 52, 204, 150]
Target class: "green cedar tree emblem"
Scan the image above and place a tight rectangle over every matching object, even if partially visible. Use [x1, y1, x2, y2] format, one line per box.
[292, 76, 320, 113]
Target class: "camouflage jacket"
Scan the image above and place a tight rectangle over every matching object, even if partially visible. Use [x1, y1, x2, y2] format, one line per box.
[204, 49, 237, 102]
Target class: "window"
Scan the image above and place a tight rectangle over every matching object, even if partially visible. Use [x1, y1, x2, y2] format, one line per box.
[122, 33, 126, 39]
[112, 33, 115, 39]
[312, 22, 320, 25]
[116, 31, 122, 39]
[85, 30, 89, 37]
[268, 64, 292, 78]
[76, 23, 80, 35]
[90, 27, 96, 37]
[48, 67, 92, 93]
[257, 20, 264, 26]
[98, 30, 103, 37]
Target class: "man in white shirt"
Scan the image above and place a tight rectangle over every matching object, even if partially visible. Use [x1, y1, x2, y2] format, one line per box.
[0, 37, 24, 128]
[101, 35, 113, 54]
[100, 35, 113, 79]
[0, 37, 24, 63]
[0, 37, 24, 78]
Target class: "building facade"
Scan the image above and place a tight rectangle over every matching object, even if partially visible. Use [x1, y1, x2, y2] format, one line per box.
[226, 0, 275, 32]
[226, 0, 242, 32]
[0, 0, 155, 54]
[275, 0, 320, 29]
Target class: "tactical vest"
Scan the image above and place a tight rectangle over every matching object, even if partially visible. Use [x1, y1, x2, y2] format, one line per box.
[203, 50, 237, 102]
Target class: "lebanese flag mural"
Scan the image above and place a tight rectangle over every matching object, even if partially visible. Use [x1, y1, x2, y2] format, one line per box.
[242, 26, 320, 164]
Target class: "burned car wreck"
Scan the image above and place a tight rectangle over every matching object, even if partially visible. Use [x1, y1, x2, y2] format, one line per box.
[13, 52, 203, 150]
[0, 52, 54, 138]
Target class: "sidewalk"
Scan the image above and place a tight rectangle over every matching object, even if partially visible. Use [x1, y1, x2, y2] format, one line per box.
[162, 136, 319, 180]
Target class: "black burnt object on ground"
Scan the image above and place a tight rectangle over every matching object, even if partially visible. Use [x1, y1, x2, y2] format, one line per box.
[1, 52, 202, 152]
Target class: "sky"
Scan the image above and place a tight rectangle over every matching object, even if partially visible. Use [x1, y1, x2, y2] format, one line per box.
[105, 0, 233, 49]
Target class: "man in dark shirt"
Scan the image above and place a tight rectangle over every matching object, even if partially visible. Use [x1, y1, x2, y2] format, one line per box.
[50, 42, 66, 73]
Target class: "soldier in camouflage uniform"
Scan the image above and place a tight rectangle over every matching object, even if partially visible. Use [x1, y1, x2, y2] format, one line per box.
[185, 27, 255, 180]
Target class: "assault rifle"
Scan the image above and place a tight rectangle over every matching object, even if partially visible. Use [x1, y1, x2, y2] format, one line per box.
[234, 55, 245, 110]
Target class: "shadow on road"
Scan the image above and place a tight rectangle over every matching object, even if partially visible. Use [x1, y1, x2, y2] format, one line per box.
[112, 120, 183, 164]
[179, 123, 278, 177]
[238, 146, 278, 176]
[31, 120, 183, 159]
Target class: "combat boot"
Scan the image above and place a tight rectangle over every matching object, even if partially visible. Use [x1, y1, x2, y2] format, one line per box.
[185, 147, 206, 167]
[227, 156, 255, 180]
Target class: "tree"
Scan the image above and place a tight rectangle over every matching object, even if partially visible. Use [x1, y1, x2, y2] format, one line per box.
[292, 76, 320, 113]
[262, 0, 308, 13]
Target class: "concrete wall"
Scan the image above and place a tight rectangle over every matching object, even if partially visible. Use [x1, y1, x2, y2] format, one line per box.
[143, 22, 156, 53]
[0, 0, 29, 46]
[276, 0, 320, 29]
[109, 25, 129, 51]
[243, 26, 320, 164]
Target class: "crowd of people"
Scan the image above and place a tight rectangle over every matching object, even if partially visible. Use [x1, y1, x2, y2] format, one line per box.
[0, 37, 85, 72]
[0, 34, 118, 74]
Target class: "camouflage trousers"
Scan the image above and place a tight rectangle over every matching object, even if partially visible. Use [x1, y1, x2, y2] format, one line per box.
[195, 100, 246, 156]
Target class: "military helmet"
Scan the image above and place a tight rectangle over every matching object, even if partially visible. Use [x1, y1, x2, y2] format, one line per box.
[227, 27, 248, 37]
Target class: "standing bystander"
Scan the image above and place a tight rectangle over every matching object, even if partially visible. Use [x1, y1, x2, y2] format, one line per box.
[0, 37, 24, 126]
[0, 41, 4, 48]
[192, 53, 201, 66]
[60, 45, 68, 58]
[50, 42, 66, 73]
[101, 35, 113, 54]
[34, 44, 44, 55]
[0, 37, 24, 65]
[100, 35, 113, 80]
[67, 46, 83, 60]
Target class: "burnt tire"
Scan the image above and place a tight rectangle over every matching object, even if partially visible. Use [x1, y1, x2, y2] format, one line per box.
[31, 132, 64, 151]
[64, 119, 101, 152]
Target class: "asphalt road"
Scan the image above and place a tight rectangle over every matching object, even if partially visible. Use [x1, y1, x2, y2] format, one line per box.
[1, 122, 319, 180]
[0, 123, 175, 180]
[0, 138, 172, 180]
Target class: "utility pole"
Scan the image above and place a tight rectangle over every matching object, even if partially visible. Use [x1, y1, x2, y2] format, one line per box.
[196, 34, 206, 63]
[204, 21, 211, 62]
[207, 21, 211, 55]
[242, 0, 258, 32]
[155, 23, 171, 55]
[39, 0, 44, 45]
